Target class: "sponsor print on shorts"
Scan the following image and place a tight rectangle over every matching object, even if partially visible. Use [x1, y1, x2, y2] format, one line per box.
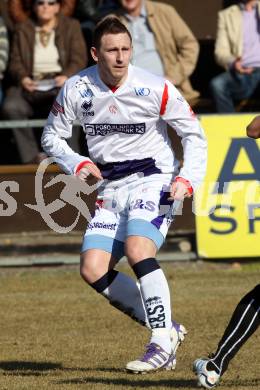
[129, 199, 156, 212]
[88, 221, 117, 231]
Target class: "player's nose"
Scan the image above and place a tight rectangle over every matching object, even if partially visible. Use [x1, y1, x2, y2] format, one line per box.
[116, 50, 123, 62]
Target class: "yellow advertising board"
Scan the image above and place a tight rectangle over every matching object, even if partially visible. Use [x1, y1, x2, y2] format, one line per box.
[195, 114, 260, 258]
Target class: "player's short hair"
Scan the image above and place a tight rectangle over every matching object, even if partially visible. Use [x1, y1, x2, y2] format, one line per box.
[93, 16, 132, 49]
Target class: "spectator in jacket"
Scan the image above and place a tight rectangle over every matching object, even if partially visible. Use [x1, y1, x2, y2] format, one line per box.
[0, 1, 14, 32]
[2, 0, 87, 164]
[115, 0, 200, 103]
[0, 17, 9, 106]
[210, 0, 260, 112]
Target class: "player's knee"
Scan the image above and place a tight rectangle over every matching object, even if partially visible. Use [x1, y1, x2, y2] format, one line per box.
[125, 236, 157, 264]
[125, 245, 149, 263]
[79, 258, 90, 283]
[80, 253, 98, 284]
[80, 254, 118, 294]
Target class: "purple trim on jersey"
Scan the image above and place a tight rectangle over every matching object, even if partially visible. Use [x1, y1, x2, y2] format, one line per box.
[151, 189, 172, 229]
[97, 157, 161, 180]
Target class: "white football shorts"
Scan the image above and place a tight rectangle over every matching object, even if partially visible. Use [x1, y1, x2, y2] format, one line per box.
[81, 173, 176, 259]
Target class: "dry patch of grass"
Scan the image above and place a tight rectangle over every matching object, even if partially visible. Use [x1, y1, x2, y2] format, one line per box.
[0, 261, 259, 389]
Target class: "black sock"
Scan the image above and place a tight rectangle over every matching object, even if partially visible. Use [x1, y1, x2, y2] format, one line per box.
[210, 284, 260, 375]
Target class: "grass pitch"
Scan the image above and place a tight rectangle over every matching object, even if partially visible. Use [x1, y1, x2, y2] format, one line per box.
[0, 260, 259, 390]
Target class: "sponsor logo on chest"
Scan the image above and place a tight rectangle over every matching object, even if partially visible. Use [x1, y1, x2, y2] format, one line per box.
[81, 100, 95, 116]
[84, 123, 146, 136]
[134, 87, 151, 96]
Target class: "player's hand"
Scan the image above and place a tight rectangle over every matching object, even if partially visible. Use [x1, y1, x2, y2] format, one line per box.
[246, 116, 260, 139]
[54, 75, 68, 87]
[169, 181, 192, 201]
[77, 163, 103, 184]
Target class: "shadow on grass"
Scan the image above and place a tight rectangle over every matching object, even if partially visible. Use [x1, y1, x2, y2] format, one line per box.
[0, 361, 62, 376]
[54, 370, 260, 388]
[55, 376, 260, 388]
[0, 361, 125, 375]
[0, 361, 124, 377]
[55, 377, 196, 388]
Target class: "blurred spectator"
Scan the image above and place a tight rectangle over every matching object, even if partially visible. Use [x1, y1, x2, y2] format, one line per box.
[2, 0, 87, 164]
[210, 0, 260, 112]
[0, 1, 14, 32]
[75, 0, 118, 23]
[75, 0, 118, 60]
[115, 0, 200, 102]
[0, 17, 9, 106]
[9, 0, 76, 23]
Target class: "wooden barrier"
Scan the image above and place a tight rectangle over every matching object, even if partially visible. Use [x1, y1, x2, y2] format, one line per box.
[0, 164, 194, 234]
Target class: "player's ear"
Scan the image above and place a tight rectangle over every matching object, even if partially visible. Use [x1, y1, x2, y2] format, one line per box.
[91, 47, 98, 63]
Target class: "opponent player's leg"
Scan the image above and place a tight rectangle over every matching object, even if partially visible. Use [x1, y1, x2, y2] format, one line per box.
[193, 284, 260, 388]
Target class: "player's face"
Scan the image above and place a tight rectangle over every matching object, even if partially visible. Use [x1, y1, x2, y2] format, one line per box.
[91, 33, 132, 87]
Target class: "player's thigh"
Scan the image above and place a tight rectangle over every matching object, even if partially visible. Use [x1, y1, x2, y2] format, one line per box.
[81, 203, 126, 281]
[80, 248, 118, 284]
[125, 235, 157, 265]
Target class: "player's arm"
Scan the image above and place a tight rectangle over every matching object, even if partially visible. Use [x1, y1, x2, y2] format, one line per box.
[159, 80, 207, 199]
[246, 116, 260, 139]
[41, 79, 102, 180]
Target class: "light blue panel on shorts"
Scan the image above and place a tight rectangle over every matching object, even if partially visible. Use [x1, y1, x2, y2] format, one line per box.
[81, 234, 125, 260]
[127, 219, 164, 249]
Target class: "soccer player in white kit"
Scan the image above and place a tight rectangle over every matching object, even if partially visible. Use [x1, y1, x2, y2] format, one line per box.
[42, 17, 207, 373]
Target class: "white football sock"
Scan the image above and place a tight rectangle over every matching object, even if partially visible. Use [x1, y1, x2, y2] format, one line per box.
[101, 271, 149, 327]
[134, 261, 172, 353]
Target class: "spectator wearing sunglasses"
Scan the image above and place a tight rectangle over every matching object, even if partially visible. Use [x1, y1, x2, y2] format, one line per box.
[9, 0, 76, 24]
[2, 0, 87, 163]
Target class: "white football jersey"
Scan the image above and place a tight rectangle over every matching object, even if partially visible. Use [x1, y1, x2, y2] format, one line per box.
[42, 64, 207, 191]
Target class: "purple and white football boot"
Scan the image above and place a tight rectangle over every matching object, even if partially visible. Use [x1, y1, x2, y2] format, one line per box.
[165, 320, 188, 370]
[126, 321, 187, 373]
[126, 343, 171, 373]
